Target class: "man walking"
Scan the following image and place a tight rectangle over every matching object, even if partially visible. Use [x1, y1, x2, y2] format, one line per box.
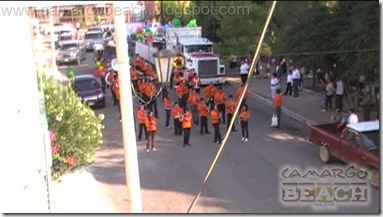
[292, 65, 301, 97]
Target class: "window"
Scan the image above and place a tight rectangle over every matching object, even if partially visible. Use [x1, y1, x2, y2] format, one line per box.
[105, 32, 112, 38]
[185, 45, 213, 53]
[61, 43, 78, 50]
[85, 33, 103, 40]
[360, 131, 379, 151]
[74, 79, 101, 91]
[346, 131, 360, 148]
[59, 36, 72, 41]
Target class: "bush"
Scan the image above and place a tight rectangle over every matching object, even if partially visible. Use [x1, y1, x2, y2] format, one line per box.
[42, 75, 104, 181]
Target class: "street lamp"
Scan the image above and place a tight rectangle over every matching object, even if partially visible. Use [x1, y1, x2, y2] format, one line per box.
[153, 49, 175, 86]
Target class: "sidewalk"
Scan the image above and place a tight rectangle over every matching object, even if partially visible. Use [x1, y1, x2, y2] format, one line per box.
[226, 76, 335, 126]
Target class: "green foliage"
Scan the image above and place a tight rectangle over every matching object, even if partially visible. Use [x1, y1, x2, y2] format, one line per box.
[157, 1, 195, 26]
[42, 75, 104, 181]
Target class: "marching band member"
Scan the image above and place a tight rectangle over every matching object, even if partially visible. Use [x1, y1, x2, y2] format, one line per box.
[190, 72, 201, 93]
[137, 105, 148, 141]
[188, 89, 200, 125]
[171, 102, 184, 136]
[175, 81, 188, 110]
[239, 104, 250, 142]
[226, 95, 238, 132]
[111, 75, 121, 121]
[145, 81, 159, 118]
[204, 82, 218, 110]
[108, 73, 117, 106]
[236, 84, 249, 108]
[163, 93, 173, 128]
[214, 87, 227, 124]
[130, 66, 139, 95]
[145, 111, 157, 152]
[180, 108, 193, 147]
[210, 104, 222, 144]
[198, 98, 211, 135]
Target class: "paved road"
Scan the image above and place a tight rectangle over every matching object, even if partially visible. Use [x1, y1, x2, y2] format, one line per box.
[58, 53, 379, 213]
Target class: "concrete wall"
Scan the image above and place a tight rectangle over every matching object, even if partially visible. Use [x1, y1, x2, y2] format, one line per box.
[1, 11, 51, 213]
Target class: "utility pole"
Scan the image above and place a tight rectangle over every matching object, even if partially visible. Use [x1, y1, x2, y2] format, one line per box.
[112, 1, 143, 213]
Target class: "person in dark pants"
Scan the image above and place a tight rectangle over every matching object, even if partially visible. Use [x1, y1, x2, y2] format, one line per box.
[163, 94, 172, 128]
[145, 111, 157, 152]
[239, 104, 250, 142]
[137, 105, 148, 141]
[197, 98, 211, 135]
[226, 95, 237, 132]
[360, 87, 374, 121]
[180, 109, 193, 147]
[283, 70, 293, 96]
[210, 105, 222, 144]
[171, 102, 183, 136]
[240, 60, 250, 85]
[214, 87, 227, 124]
[292, 66, 300, 97]
[273, 89, 283, 129]
[335, 76, 344, 112]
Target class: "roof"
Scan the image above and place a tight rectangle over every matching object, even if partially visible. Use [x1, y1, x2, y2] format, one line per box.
[178, 38, 213, 46]
[347, 120, 379, 132]
[74, 75, 97, 81]
[60, 40, 82, 45]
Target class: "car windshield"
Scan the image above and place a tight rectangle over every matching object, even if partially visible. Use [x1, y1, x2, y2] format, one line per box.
[61, 43, 77, 50]
[59, 36, 71, 41]
[74, 79, 101, 91]
[185, 45, 213, 53]
[85, 33, 103, 39]
[360, 131, 379, 151]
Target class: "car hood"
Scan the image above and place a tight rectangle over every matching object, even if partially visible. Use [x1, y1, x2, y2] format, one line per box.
[85, 39, 103, 43]
[76, 89, 103, 97]
[59, 50, 77, 55]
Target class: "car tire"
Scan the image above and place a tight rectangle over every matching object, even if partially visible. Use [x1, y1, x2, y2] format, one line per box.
[319, 145, 332, 163]
[369, 169, 379, 188]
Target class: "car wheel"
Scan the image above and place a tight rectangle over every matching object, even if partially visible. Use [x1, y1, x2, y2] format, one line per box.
[369, 169, 379, 188]
[319, 145, 331, 163]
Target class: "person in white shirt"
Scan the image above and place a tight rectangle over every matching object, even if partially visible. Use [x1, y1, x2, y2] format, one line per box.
[270, 72, 280, 99]
[283, 70, 293, 95]
[325, 78, 335, 111]
[335, 76, 344, 112]
[240, 59, 250, 85]
[347, 108, 359, 124]
[292, 66, 301, 97]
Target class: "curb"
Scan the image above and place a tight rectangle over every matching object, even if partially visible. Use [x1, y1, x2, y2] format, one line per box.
[227, 81, 318, 127]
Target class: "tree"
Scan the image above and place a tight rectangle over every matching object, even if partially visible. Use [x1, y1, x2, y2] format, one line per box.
[156, 1, 195, 26]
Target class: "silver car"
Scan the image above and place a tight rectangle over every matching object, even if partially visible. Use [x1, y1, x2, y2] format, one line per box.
[84, 31, 104, 51]
[56, 40, 86, 65]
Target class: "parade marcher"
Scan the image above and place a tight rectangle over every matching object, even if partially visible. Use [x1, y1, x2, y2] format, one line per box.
[145, 111, 157, 152]
[214, 87, 227, 124]
[273, 89, 283, 129]
[226, 95, 237, 132]
[197, 98, 211, 135]
[210, 104, 222, 144]
[188, 89, 200, 125]
[108, 72, 118, 106]
[239, 104, 250, 142]
[111, 74, 121, 121]
[137, 105, 148, 141]
[145, 81, 159, 118]
[180, 108, 193, 147]
[130, 66, 139, 96]
[175, 81, 188, 110]
[204, 83, 218, 110]
[190, 73, 201, 93]
[171, 102, 184, 136]
[236, 84, 249, 108]
[163, 93, 172, 128]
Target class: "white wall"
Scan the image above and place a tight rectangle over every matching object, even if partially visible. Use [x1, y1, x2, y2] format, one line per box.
[0, 9, 51, 213]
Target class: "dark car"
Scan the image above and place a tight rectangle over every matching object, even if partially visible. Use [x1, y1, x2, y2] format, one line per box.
[72, 75, 106, 108]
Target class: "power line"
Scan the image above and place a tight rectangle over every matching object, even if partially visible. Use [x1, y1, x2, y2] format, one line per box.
[272, 48, 379, 57]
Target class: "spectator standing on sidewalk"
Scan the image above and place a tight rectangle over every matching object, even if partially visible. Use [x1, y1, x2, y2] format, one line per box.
[283, 70, 293, 96]
[325, 78, 336, 111]
[240, 59, 250, 85]
[347, 108, 359, 124]
[320, 77, 327, 112]
[335, 76, 344, 112]
[270, 72, 280, 100]
[359, 87, 374, 121]
[273, 89, 283, 129]
[292, 66, 301, 97]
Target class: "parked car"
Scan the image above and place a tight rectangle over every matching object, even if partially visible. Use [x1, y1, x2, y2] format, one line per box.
[84, 30, 104, 51]
[56, 40, 86, 65]
[72, 75, 106, 108]
[309, 121, 379, 187]
[57, 32, 73, 47]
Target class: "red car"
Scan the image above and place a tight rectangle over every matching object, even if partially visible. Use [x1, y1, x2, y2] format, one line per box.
[72, 75, 106, 108]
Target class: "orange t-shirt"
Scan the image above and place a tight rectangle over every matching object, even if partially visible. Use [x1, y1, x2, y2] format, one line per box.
[204, 86, 217, 98]
[182, 113, 192, 129]
[171, 107, 184, 118]
[240, 109, 250, 122]
[197, 102, 208, 117]
[214, 92, 226, 105]
[145, 117, 157, 132]
[188, 93, 200, 106]
[137, 109, 146, 124]
[236, 87, 248, 100]
[274, 94, 283, 107]
[112, 81, 120, 100]
[210, 109, 221, 124]
[176, 84, 187, 98]
[130, 68, 138, 80]
[226, 100, 237, 115]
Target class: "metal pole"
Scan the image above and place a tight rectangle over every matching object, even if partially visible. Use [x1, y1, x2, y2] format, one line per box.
[113, 1, 143, 213]
[49, 5, 57, 69]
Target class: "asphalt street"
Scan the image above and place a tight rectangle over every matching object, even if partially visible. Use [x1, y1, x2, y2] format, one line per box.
[58, 53, 379, 213]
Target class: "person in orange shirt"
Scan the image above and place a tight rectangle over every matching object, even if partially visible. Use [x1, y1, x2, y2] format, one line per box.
[239, 104, 250, 142]
[111, 76, 121, 120]
[145, 81, 159, 117]
[175, 81, 188, 110]
[214, 87, 227, 124]
[171, 102, 184, 136]
[226, 95, 237, 132]
[180, 108, 193, 147]
[197, 98, 211, 135]
[163, 93, 172, 128]
[145, 111, 157, 152]
[210, 104, 222, 144]
[236, 84, 249, 108]
[137, 105, 148, 141]
[130, 66, 139, 94]
[188, 89, 200, 125]
[108, 72, 118, 106]
[204, 83, 218, 110]
[273, 89, 283, 129]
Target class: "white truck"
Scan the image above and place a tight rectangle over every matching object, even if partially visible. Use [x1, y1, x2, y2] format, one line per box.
[134, 27, 225, 85]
